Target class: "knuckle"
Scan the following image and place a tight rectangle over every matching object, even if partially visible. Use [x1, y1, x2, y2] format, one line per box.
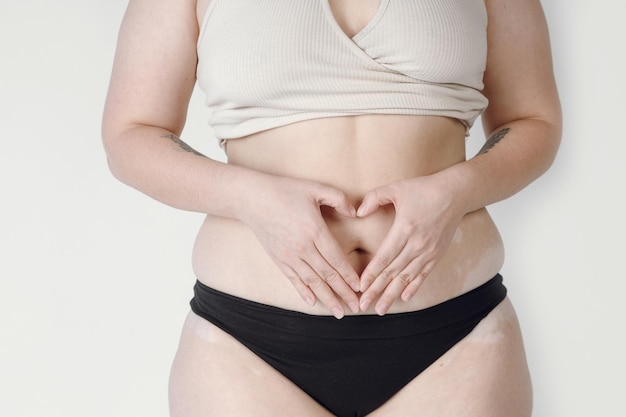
[375, 255, 392, 268]
[379, 268, 394, 282]
[319, 269, 338, 284]
[407, 237, 426, 251]
[397, 273, 414, 284]
[302, 275, 323, 288]
[333, 188, 348, 202]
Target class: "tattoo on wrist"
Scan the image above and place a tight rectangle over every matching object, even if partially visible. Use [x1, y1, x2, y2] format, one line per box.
[478, 127, 510, 155]
[161, 134, 206, 157]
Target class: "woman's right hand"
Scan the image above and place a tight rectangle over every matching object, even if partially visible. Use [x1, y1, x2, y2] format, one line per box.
[237, 173, 361, 318]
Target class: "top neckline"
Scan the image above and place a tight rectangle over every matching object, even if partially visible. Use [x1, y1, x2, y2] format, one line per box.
[321, 0, 390, 43]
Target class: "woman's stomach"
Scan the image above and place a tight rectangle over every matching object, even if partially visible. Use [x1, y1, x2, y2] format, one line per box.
[192, 114, 504, 315]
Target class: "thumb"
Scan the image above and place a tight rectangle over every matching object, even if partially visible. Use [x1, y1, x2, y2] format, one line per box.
[357, 187, 394, 217]
[315, 185, 356, 217]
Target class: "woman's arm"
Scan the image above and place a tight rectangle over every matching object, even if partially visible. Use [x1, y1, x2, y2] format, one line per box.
[102, 0, 360, 317]
[449, 0, 562, 212]
[357, 0, 562, 314]
[102, 0, 237, 215]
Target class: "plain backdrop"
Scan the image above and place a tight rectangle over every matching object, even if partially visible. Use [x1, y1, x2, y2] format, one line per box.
[1, 1, 624, 416]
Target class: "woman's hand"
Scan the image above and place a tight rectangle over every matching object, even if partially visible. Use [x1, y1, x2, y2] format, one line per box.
[357, 174, 467, 315]
[239, 174, 361, 318]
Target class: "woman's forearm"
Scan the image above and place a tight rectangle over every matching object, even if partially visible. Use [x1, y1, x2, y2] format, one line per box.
[103, 123, 365, 314]
[443, 117, 562, 215]
[103, 124, 259, 218]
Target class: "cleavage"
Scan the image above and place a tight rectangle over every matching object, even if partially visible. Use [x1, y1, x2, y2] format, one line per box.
[327, 0, 382, 38]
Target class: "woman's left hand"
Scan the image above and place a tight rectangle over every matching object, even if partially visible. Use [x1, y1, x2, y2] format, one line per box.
[357, 174, 467, 315]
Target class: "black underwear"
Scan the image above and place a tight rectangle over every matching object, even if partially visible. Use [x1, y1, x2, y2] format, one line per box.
[190, 274, 506, 417]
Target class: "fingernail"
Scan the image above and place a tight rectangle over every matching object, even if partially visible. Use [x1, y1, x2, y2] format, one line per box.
[350, 281, 360, 292]
[360, 299, 371, 311]
[402, 291, 413, 302]
[332, 308, 344, 319]
[306, 296, 316, 307]
[376, 303, 388, 316]
[349, 301, 359, 313]
[357, 206, 365, 217]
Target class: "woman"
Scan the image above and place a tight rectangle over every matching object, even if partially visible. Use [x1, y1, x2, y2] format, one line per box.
[102, 0, 561, 416]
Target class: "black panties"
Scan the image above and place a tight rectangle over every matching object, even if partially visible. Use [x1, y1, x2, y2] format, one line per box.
[190, 274, 506, 417]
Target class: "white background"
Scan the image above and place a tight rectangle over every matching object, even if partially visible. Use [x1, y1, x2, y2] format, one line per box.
[1, 1, 624, 416]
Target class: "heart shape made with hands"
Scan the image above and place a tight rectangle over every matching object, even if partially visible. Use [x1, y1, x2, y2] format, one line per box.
[318, 179, 456, 315]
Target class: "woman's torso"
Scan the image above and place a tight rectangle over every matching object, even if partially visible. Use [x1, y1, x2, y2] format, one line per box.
[192, 114, 504, 315]
[191, 0, 504, 315]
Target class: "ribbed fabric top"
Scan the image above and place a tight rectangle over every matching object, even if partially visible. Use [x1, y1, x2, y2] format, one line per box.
[196, 0, 489, 142]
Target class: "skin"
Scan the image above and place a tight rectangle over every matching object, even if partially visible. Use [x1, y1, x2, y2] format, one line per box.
[102, 0, 561, 415]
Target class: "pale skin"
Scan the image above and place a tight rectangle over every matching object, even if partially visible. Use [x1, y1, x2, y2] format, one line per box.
[103, 0, 561, 415]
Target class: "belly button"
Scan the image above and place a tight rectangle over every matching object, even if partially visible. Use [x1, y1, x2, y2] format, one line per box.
[348, 248, 369, 276]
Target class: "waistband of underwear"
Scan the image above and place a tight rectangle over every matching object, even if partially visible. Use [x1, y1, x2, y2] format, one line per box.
[190, 273, 506, 339]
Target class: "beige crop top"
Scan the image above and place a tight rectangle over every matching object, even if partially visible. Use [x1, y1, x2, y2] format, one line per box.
[196, 0, 489, 142]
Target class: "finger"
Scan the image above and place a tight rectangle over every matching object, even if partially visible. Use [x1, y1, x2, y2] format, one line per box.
[360, 227, 431, 309]
[309, 241, 360, 313]
[277, 263, 317, 307]
[360, 227, 408, 292]
[294, 261, 346, 319]
[314, 184, 356, 218]
[314, 230, 361, 292]
[401, 260, 436, 302]
[359, 266, 396, 312]
[357, 186, 394, 217]
[359, 241, 418, 311]
[374, 256, 425, 315]
[374, 274, 414, 316]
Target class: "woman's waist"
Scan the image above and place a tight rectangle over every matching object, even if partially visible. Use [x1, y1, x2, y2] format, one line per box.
[196, 115, 500, 314]
[224, 114, 468, 192]
[192, 207, 504, 315]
